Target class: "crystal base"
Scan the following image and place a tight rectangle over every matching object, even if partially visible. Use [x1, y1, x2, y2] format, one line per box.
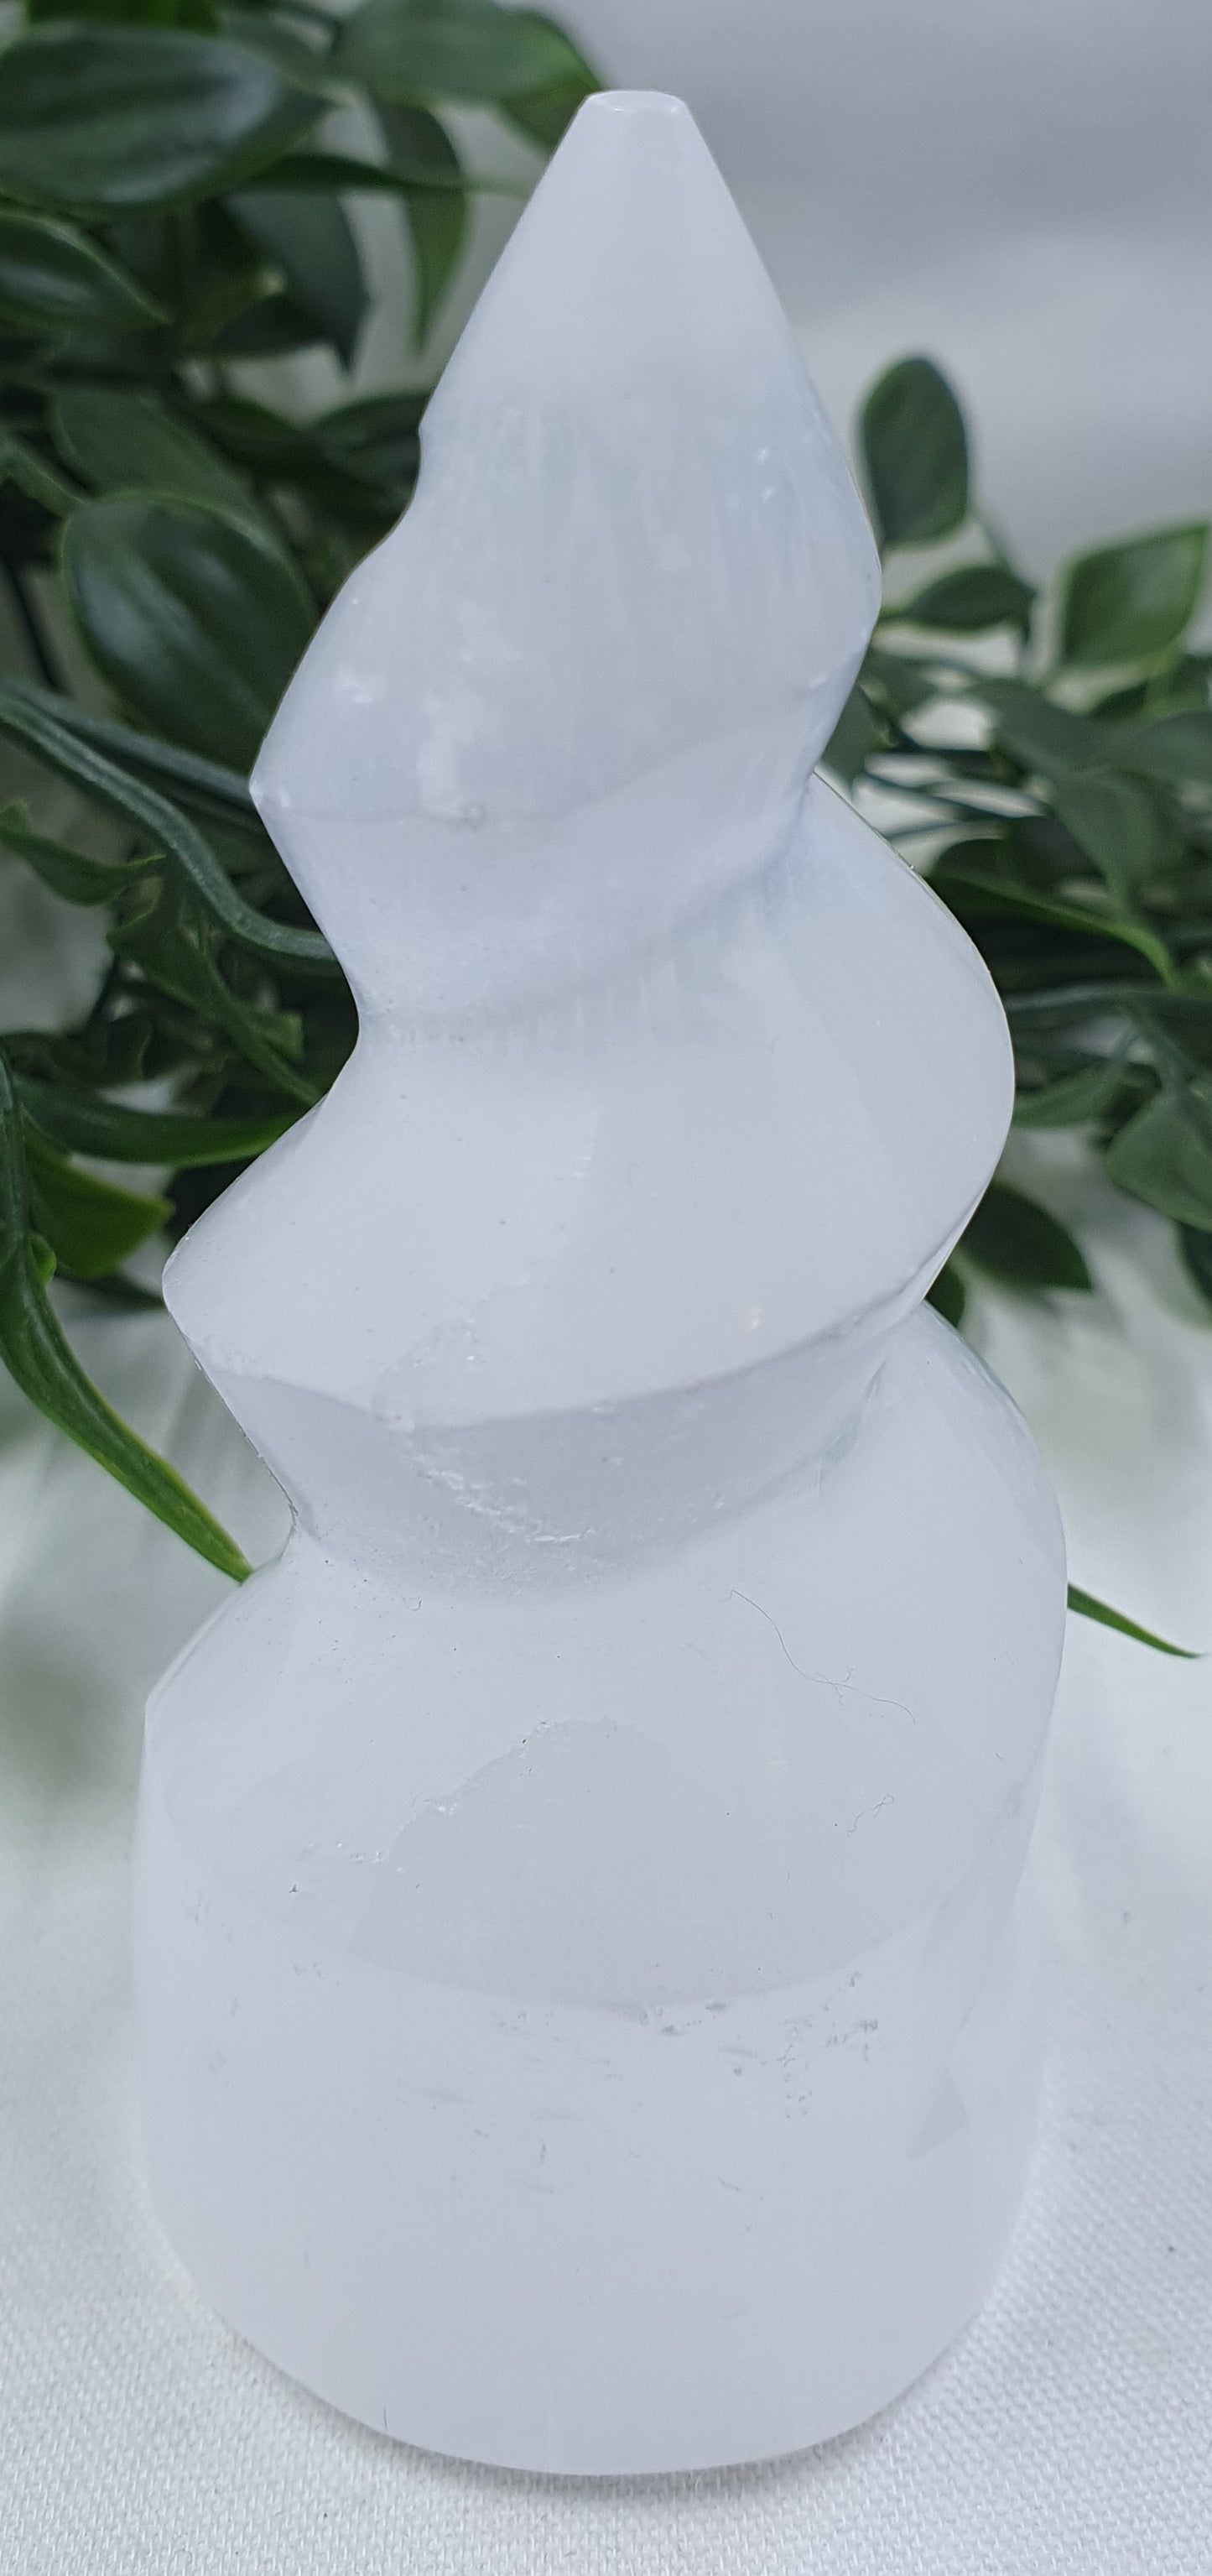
[133, 1311, 1062, 2473]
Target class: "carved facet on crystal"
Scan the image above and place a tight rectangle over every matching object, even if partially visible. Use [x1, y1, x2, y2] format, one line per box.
[252, 91, 880, 1020]
[133, 91, 1065, 2475]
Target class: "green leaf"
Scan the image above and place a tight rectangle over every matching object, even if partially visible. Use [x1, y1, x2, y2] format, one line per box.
[16, 1079, 295, 1167]
[961, 1180, 1093, 1291]
[980, 680, 1111, 775]
[1179, 1223, 1212, 1308]
[184, 393, 311, 477]
[214, 8, 326, 76]
[925, 1259, 966, 1327]
[205, 289, 319, 361]
[1066, 1583, 1197, 1658]
[60, 493, 315, 769]
[1047, 765, 1159, 907]
[28, 1233, 56, 1289]
[0, 26, 323, 214]
[0, 678, 254, 818]
[50, 386, 253, 518]
[227, 189, 367, 367]
[314, 390, 424, 497]
[164, 207, 284, 353]
[334, 0, 594, 107]
[501, 64, 599, 149]
[1106, 997, 1212, 1074]
[0, 677, 331, 966]
[1103, 1086, 1212, 1228]
[1115, 711, 1212, 793]
[28, 0, 219, 25]
[859, 357, 969, 548]
[108, 873, 315, 1102]
[886, 562, 1035, 632]
[1013, 1058, 1126, 1128]
[822, 683, 886, 788]
[1060, 524, 1208, 669]
[178, 409, 388, 540]
[376, 103, 466, 348]
[23, 1124, 169, 1278]
[240, 146, 481, 196]
[0, 429, 81, 517]
[931, 853, 1173, 982]
[494, 24, 600, 147]
[0, 1051, 248, 1579]
[186, 390, 408, 524]
[0, 208, 166, 335]
[862, 649, 939, 720]
[0, 797, 154, 904]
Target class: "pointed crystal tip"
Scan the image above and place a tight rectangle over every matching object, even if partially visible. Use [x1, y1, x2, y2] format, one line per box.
[427, 89, 804, 410]
[252, 91, 881, 1019]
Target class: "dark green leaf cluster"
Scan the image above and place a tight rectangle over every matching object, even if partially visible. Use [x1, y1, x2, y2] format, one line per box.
[835, 357, 1209, 1657]
[837, 356, 1212, 1341]
[0, 0, 598, 1567]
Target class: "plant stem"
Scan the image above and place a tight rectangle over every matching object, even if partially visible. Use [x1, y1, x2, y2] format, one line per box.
[3, 559, 61, 692]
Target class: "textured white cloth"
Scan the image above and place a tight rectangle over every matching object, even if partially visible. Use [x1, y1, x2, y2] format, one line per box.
[3, 5, 1212, 2564]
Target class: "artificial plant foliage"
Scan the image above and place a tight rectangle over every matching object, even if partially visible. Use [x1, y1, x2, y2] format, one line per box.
[842, 355, 1212, 1355]
[0, 18, 1201, 1657]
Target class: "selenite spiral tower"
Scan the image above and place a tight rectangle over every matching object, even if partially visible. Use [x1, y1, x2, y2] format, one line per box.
[133, 91, 1067, 2474]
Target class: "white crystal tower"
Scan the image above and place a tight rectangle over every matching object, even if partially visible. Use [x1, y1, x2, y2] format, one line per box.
[133, 93, 1065, 2474]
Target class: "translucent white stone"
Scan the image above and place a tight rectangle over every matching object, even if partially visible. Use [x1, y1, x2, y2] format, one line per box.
[133, 89, 1065, 2474]
[251, 88, 880, 1019]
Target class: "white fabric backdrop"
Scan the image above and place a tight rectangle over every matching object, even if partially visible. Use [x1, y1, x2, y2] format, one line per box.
[554, 0, 1212, 569]
[3, 4, 1212, 2568]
